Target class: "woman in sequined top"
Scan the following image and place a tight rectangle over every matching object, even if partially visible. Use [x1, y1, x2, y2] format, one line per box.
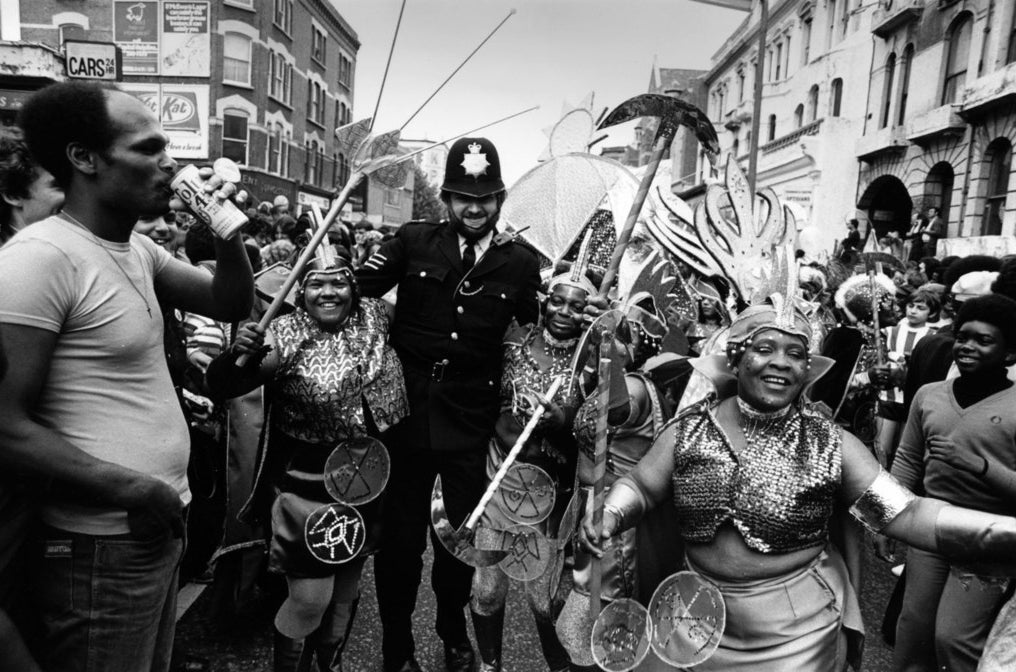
[581, 299, 1016, 672]
[469, 273, 592, 672]
[206, 254, 407, 672]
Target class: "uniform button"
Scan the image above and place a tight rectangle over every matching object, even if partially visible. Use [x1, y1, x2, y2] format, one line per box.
[457, 306, 464, 314]
[464, 281, 471, 289]
[500, 293, 506, 299]
[450, 332, 459, 340]
[419, 271, 427, 277]
[488, 380, 494, 386]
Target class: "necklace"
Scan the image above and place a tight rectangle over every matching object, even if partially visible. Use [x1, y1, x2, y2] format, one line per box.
[60, 212, 153, 318]
[736, 397, 794, 447]
[542, 328, 578, 352]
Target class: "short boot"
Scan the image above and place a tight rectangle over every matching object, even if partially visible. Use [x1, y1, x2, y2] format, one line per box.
[273, 629, 306, 672]
[534, 614, 571, 672]
[470, 607, 505, 672]
[312, 597, 360, 672]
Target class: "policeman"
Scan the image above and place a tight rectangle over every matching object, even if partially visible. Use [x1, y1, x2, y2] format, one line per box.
[358, 137, 540, 672]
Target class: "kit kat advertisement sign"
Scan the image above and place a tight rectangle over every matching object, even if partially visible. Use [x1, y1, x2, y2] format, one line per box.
[113, 1, 210, 76]
[113, 1, 159, 74]
[121, 83, 209, 159]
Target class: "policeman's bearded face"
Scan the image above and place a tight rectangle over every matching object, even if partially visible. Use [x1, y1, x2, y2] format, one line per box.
[444, 192, 502, 242]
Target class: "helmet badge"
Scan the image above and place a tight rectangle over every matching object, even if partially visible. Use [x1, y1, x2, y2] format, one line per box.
[461, 142, 490, 179]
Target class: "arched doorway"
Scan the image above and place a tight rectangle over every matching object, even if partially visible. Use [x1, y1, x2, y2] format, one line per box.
[857, 175, 912, 239]
[924, 161, 955, 232]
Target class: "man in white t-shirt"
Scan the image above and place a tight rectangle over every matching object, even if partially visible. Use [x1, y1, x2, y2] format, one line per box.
[0, 81, 253, 672]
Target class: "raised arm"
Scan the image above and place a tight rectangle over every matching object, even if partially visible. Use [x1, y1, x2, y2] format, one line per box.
[154, 235, 253, 322]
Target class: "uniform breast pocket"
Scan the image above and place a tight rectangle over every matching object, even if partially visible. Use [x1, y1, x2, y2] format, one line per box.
[401, 261, 449, 313]
[479, 282, 519, 326]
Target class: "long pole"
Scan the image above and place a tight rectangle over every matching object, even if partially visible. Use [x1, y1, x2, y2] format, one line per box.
[369, 0, 408, 133]
[400, 9, 516, 131]
[747, 0, 768, 195]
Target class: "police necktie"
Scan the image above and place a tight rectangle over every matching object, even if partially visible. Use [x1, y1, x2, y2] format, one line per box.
[462, 241, 476, 272]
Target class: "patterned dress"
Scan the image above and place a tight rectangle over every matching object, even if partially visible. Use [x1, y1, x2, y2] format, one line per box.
[480, 327, 581, 537]
[244, 298, 408, 577]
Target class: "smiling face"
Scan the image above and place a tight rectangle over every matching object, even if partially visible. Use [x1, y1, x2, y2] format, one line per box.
[736, 329, 809, 412]
[952, 320, 1015, 377]
[446, 193, 500, 241]
[544, 284, 588, 340]
[302, 271, 354, 329]
[95, 92, 177, 220]
[134, 213, 180, 253]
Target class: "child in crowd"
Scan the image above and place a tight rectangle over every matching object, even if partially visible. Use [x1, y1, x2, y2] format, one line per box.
[890, 293, 1016, 672]
[870, 287, 939, 466]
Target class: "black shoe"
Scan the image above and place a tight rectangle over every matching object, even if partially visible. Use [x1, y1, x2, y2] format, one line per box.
[444, 642, 476, 672]
[385, 658, 423, 672]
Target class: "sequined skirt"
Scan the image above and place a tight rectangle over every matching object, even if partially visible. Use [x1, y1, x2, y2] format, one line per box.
[268, 434, 382, 578]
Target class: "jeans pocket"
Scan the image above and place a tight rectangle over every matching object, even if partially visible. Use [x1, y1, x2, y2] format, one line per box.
[37, 537, 77, 616]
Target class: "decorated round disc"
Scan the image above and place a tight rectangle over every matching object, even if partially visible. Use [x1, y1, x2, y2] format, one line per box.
[590, 598, 651, 672]
[498, 463, 555, 525]
[304, 503, 366, 565]
[648, 571, 725, 667]
[495, 524, 553, 582]
[324, 437, 390, 506]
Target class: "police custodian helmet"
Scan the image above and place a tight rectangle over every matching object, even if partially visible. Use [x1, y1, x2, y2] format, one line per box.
[441, 137, 505, 198]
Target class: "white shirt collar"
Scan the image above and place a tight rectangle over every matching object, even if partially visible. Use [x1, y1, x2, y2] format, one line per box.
[458, 230, 494, 257]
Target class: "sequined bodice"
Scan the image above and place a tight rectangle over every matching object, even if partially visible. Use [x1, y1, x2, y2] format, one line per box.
[500, 328, 578, 421]
[671, 401, 842, 554]
[270, 299, 408, 444]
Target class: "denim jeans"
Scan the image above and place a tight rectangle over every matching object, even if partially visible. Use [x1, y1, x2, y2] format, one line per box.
[31, 525, 183, 672]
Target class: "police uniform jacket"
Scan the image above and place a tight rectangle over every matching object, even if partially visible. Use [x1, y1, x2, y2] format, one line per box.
[358, 220, 540, 453]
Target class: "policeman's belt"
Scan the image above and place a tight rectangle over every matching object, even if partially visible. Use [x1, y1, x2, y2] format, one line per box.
[400, 354, 497, 383]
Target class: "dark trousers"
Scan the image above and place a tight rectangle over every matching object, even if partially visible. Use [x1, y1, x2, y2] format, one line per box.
[374, 435, 485, 668]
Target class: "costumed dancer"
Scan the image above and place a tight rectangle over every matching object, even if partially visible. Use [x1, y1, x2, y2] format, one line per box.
[206, 248, 408, 672]
[557, 254, 692, 668]
[469, 264, 596, 672]
[810, 272, 898, 439]
[582, 258, 1016, 671]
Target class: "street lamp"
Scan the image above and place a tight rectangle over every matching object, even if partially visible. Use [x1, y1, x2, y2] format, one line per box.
[690, 0, 768, 194]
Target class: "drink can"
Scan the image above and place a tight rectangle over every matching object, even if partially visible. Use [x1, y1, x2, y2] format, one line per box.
[170, 164, 247, 239]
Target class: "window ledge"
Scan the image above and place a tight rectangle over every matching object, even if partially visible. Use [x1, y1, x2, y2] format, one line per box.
[307, 118, 326, 131]
[268, 95, 293, 111]
[272, 23, 292, 40]
[224, 1, 256, 12]
[223, 80, 254, 91]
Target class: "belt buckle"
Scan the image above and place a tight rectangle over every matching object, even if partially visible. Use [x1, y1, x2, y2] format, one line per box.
[431, 359, 449, 382]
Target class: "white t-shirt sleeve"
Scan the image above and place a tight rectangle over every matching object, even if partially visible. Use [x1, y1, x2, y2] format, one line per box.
[0, 238, 78, 332]
[133, 231, 174, 275]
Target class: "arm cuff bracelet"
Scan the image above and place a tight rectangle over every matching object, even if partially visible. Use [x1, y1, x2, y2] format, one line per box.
[602, 478, 647, 532]
[849, 469, 917, 533]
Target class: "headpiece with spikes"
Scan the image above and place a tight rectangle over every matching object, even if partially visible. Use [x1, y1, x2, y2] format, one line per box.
[549, 229, 597, 296]
[693, 155, 796, 305]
